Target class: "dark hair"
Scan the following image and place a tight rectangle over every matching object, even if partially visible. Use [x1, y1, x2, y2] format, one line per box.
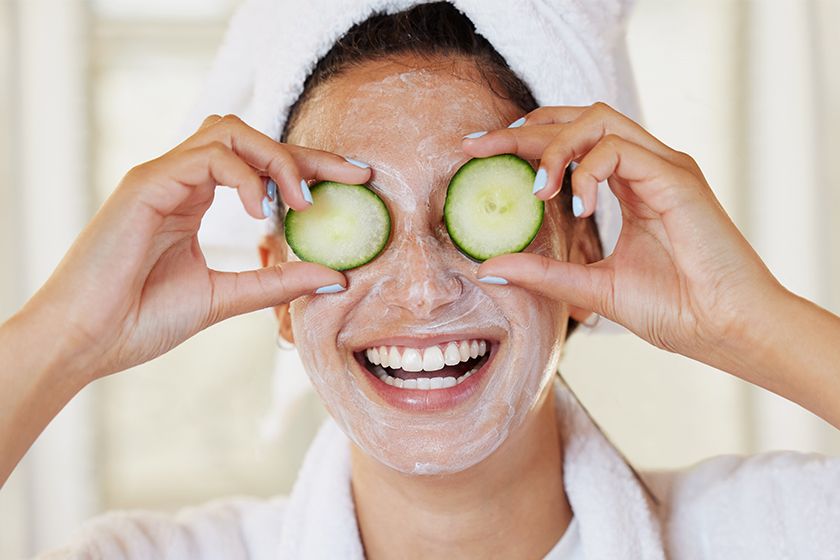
[280, 1, 590, 337]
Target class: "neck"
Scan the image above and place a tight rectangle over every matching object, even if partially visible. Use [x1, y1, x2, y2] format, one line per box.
[350, 384, 572, 560]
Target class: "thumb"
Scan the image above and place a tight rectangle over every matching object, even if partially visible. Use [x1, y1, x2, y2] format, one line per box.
[477, 253, 612, 318]
[208, 261, 346, 324]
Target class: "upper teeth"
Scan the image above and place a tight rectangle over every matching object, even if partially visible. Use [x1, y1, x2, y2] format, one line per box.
[365, 339, 488, 372]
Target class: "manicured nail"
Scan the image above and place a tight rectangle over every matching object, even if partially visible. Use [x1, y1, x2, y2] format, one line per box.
[261, 196, 272, 219]
[532, 168, 548, 194]
[463, 131, 487, 139]
[572, 195, 585, 217]
[300, 179, 313, 204]
[315, 283, 346, 294]
[508, 116, 526, 128]
[478, 275, 509, 285]
[344, 156, 370, 169]
[266, 179, 277, 201]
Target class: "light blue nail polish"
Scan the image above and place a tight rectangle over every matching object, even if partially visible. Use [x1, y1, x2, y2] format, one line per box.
[300, 179, 313, 204]
[569, 161, 580, 172]
[315, 283, 346, 294]
[478, 276, 509, 285]
[532, 168, 548, 194]
[508, 116, 526, 128]
[266, 179, 277, 201]
[261, 196, 272, 219]
[463, 131, 488, 139]
[572, 195, 585, 217]
[344, 156, 370, 169]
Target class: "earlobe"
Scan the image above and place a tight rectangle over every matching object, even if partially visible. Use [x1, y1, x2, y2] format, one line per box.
[259, 233, 294, 343]
[278, 302, 295, 344]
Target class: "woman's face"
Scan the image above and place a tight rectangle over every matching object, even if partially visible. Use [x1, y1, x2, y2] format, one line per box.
[281, 56, 571, 475]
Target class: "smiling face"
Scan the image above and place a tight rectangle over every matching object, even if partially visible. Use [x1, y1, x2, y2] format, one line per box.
[276, 55, 574, 475]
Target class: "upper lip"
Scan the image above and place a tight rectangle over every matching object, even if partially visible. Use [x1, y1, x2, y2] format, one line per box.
[349, 329, 505, 353]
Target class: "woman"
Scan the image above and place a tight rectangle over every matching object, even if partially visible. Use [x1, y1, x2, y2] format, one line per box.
[3, 2, 840, 558]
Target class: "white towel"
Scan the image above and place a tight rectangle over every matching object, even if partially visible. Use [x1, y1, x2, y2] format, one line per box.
[187, 0, 640, 438]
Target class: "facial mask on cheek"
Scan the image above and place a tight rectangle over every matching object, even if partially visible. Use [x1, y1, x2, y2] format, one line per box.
[290, 231, 565, 475]
[285, 62, 567, 475]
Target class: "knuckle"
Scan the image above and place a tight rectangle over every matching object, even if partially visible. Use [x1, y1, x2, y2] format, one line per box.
[674, 150, 699, 170]
[220, 113, 243, 126]
[601, 133, 623, 149]
[537, 255, 555, 285]
[204, 141, 229, 159]
[123, 162, 154, 186]
[200, 114, 223, 128]
[591, 101, 614, 115]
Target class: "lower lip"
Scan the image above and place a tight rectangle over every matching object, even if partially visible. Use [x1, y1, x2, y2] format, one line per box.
[354, 346, 496, 413]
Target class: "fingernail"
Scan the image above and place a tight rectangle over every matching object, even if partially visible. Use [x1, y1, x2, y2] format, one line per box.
[300, 179, 313, 204]
[508, 116, 526, 128]
[315, 283, 346, 294]
[344, 156, 370, 169]
[463, 131, 487, 139]
[532, 168, 548, 194]
[478, 275, 509, 285]
[572, 195, 585, 217]
[261, 196, 272, 219]
[266, 179, 277, 201]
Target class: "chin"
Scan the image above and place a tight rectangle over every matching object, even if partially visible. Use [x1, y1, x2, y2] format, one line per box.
[312, 330, 563, 476]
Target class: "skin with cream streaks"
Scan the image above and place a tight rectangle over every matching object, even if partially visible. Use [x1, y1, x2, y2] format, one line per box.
[264, 58, 596, 477]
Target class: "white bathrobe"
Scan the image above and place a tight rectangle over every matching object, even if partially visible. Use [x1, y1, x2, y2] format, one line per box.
[38, 379, 840, 559]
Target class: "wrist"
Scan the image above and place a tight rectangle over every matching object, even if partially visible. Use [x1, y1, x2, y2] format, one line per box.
[4, 301, 96, 391]
[713, 285, 840, 424]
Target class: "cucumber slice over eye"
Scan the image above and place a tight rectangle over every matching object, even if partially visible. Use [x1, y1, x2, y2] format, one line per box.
[444, 154, 544, 262]
[284, 182, 391, 271]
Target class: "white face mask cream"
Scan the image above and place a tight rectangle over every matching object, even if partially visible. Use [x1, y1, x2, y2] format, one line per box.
[282, 58, 571, 475]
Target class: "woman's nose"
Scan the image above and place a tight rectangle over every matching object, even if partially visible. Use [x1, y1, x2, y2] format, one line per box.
[378, 239, 463, 318]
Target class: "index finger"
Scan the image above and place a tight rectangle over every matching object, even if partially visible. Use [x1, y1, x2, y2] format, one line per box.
[183, 115, 372, 210]
[461, 124, 563, 159]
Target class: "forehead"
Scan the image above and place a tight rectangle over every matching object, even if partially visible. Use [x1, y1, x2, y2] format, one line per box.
[287, 57, 522, 206]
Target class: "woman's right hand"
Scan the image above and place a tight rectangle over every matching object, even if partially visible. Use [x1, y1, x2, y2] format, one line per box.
[19, 114, 370, 381]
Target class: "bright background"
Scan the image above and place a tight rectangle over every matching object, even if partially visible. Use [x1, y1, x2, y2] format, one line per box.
[2, 0, 839, 557]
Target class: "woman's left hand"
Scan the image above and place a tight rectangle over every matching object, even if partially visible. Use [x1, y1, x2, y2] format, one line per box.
[462, 103, 786, 380]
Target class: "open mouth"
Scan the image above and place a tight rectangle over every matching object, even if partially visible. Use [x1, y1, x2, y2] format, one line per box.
[354, 339, 493, 390]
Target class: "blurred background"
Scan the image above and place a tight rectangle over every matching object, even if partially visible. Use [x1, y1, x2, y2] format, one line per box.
[1, 0, 839, 556]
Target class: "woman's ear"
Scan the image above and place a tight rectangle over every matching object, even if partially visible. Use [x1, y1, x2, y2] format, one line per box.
[567, 218, 603, 324]
[259, 234, 295, 344]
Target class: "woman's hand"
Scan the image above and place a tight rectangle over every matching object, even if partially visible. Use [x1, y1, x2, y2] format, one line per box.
[0, 114, 371, 485]
[19, 114, 370, 380]
[462, 103, 799, 384]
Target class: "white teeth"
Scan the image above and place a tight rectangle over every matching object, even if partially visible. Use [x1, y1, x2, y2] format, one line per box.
[368, 347, 380, 365]
[422, 346, 445, 371]
[469, 340, 479, 359]
[388, 347, 402, 370]
[401, 348, 423, 372]
[478, 340, 487, 356]
[376, 366, 479, 390]
[459, 340, 470, 362]
[443, 342, 461, 366]
[379, 346, 389, 367]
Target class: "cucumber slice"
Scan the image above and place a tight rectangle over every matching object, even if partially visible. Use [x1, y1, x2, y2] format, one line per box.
[444, 154, 544, 261]
[284, 182, 391, 271]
